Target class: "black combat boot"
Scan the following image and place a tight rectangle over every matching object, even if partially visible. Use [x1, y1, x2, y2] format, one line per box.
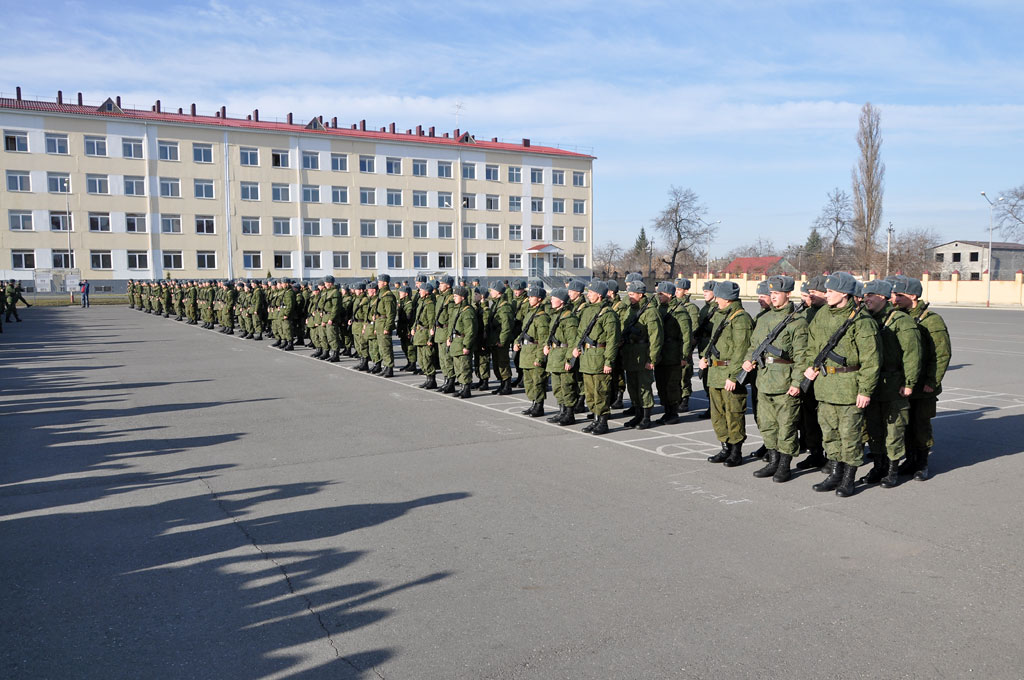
[548, 405, 567, 423]
[753, 450, 780, 478]
[622, 409, 643, 428]
[897, 449, 919, 476]
[320, 349, 332, 360]
[356, 357, 369, 371]
[750, 444, 767, 461]
[796, 447, 827, 470]
[859, 457, 887, 484]
[880, 460, 901, 488]
[723, 442, 744, 467]
[611, 391, 624, 410]
[382, 366, 394, 378]
[284, 340, 294, 351]
[328, 350, 340, 363]
[457, 383, 472, 399]
[621, 404, 637, 418]
[253, 333, 262, 341]
[835, 463, 858, 497]
[163, 313, 170, 319]
[312, 348, 324, 359]
[271, 338, 282, 348]
[477, 379, 490, 393]
[412, 366, 423, 375]
[680, 396, 690, 412]
[708, 442, 730, 463]
[497, 379, 513, 395]
[400, 362, 413, 372]
[636, 407, 654, 430]
[342, 347, 352, 357]
[582, 415, 598, 433]
[175, 315, 183, 321]
[913, 451, 930, 481]
[370, 362, 382, 374]
[420, 374, 438, 390]
[656, 405, 679, 426]
[439, 377, 456, 394]
[574, 394, 587, 414]
[590, 414, 610, 435]
[773, 454, 793, 483]
[558, 407, 577, 426]
[813, 461, 845, 492]
[530, 401, 545, 417]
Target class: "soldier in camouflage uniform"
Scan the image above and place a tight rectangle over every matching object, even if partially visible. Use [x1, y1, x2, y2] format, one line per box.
[544, 288, 581, 426]
[414, 282, 439, 389]
[796, 275, 828, 470]
[695, 281, 718, 419]
[486, 282, 516, 395]
[620, 280, 663, 430]
[472, 287, 492, 391]
[398, 286, 416, 371]
[373, 274, 398, 377]
[573, 281, 621, 435]
[433, 276, 457, 393]
[673, 278, 700, 412]
[447, 285, 479, 398]
[515, 285, 551, 416]
[655, 281, 693, 425]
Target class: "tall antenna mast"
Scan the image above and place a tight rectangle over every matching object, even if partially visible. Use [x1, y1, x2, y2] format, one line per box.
[453, 100, 465, 129]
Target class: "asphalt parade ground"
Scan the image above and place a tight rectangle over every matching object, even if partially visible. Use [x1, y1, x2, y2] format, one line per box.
[2, 304, 1023, 679]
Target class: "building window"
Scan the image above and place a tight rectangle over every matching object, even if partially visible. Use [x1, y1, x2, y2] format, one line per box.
[486, 253, 500, 269]
[87, 174, 110, 195]
[332, 219, 349, 237]
[127, 251, 148, 269]
[159, 177, 180, 198]
[194, 179, 214, 199]
[485, 195, 500, 211]
[509, 224, 522, 241]
[48, 172, 70, 193]
[387, 220, 403, 238]
[84, 136, 107, 157]
[413, 252, 427, 268]
[243, 251, 262, 269]
[273, 218, 291, 236]
[240, 181, 260, 201]
[508, 166, 521, 183]
[970, 252, 979, 262]
[574, 199, 586, 215]
[970, 272, 981, 281]
[331, 186, 348, 204]
[552, 170, 565, 185]
[531, 168, 544, 184]
[437, 161, 452, 178]
[935, 253, 944, 262]
[462, 163, 476, 180]
[124, 176, 145, 196]
[438, 192, 452, 209]
[49, 212, 72, 231]
[552, 226, 565, 241]
[573, 254, 586, 268]
[463, 253, 478, 269]
[193, 143, 213, 163]
[462, 223, 477, 239]
[271, 149, 289, 168]
[90, 250, 112, 269]
[6, 170, 29, 192]
[484, 165, 499, 181]
[413, 190, 427, 207]
[952, 252, 961, 262]
[462, 194, 477, 209]
[195, 216, 215, 234]
[46, 133, 69, 155]
[88, 213, 111, 232]
[9, 211, 33, 230]
[486, 224, 500, 240]
[386, 188, 402, 206]
[52, 250, 75, 268]
[122, 138, 144, 159]
[438, 222, 453, 239]
[272, 183, 290, 202]
[552, 198, 565, 214]
[163, 251, 183, 269]
[158, 140, 178, 161]
[360, 251, 376, 269]
[302, 151, 319, 170]
[509, 253, 522, 269]
[412, 159, 427, 176]
[360, 219, 376, 237]
[161, 215, 182, 233]
[552, 253, 565, 268]
[531, 225, 543, 240]
[413, 222, 427, 238]
[508, 196, 522, 212]
[4, 130, 28, 152]
[360, 187, 376, 205]
[303, 219, 321, 236]
[331, 153, 347, 171]
[302, 184, 320, 203]
[274, 251, 292, 269]
[386, 157, 402, 175]
[573, 226, 586, 242]
[531, 197, 544, 213]
[240, 147, 259, 166]
[304, 251, 321, 269]
[333, 251, 350, 269]
[573, 171, 585, 187]
[438, 252, 453, 268]
[359, 155, 375, 173]
[197, 251, 217, 269]
[387, 252, 403, 268]
[12, 250, 35, 269]
[241, 217, 260, 234]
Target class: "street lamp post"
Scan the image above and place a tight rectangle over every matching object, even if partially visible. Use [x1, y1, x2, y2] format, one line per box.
[700, 218, 721, 279]
[885, 222, 895, 278]
[981, 192, 1005, 308]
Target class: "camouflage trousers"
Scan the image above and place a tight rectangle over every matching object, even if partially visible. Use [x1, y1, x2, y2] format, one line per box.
[756, 391, 802, 456]
[818, 401, 866, 467]
[866, 397, 909, 462]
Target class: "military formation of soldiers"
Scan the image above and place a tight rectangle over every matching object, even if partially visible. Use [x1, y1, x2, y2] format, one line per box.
[128, 269, 950, 498]
[1, 279, 32, 332]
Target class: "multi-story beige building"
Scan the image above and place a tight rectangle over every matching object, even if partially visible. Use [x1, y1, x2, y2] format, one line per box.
[1, 89, 594, 290]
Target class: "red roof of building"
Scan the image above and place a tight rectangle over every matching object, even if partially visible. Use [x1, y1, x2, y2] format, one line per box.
[0, 96, 595, 159]
[722, 256, 784, 275]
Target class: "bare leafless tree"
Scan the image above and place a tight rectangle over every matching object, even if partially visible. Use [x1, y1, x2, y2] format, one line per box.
[651, 186, 715, 278]
[593, 241, 623, 279]
[813, 187, 853, 272]
[888, 227, 941, 278]
[995, 184, 1024, 241]
[851, 102, 885, 271]
[725, 237, 777, 260]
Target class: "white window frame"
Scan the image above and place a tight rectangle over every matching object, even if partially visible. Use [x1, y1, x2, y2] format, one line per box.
[438, 252, 453, 268]
[386, 157, 401, 175]
[160, 177, 181, 198]
[333, 251, 350, 269]
[360, 187, 376, 205]
[573, 171, 585, 187]
[274, 251, 292, 269]
[387, 251, 403, 268]
[240, 182, 260, 201]
[413, 252, 428, 269]
[332, 219, 349, 237]
[387, 220, 403, 238]
[84, 136, 107, 157]
[197, 251, 217, 270]
[126, 214, 147, 233]
[123, 138, 144, 159]
[360, 251, 377, 269]
[302, 151, 320, 170]
[386, 188, 402, 206]
[271, 149, 290, 168]
[161, 215, 182, 233]
[49, 212, 72, 231]
[12, 250, 36, 269]
[331, 153, 347, 171]
[48, 173, 70, 193]
[303, 219, 321, 236]
[124, 176, 145, 196]
[552, 198, 565, 214]
[240, 147, 259, 166]
[359, 155, 375, 173]
[272, 183, 290, 202]
[438, 223, 453, 239]
[413, 221, 428, 238]
[531, 168, 544, 184]
[193, 143, 213, 164]
[158, 140, 179, 161]
[195, 215, 216, 234]
[508, 224, 522, 241]
[302, 184, 320, 203]
[552, 226, 565, 241]
[485, 224, 500, 240]
[163, 251, 183, 269]
[86, 174, 109, 195]
[462, 223, 477, 239]
[90, 250, 112, 270]
[6, 170, 29, 192]
[531, 225, 544, 240]
[531, 197, 544, 213]
[552, 169, 565, 185]
[508, 166, 522, 183]
[126, 250, 149, 270]
[509, 253, 523, 269]
[273, 218, 292, 236]
[413, 190, 427, 207]
[52, 250, 75, 268]
[243, 251, 262, 270]
[331, 186, 348, 204]
[241, 217, 261, 235]
[194, 179, 215, 199]
[486, 253, 500, 269]
[573, 254, 586, 268]
[462, 163, 476, 180]
[463, 253, 478, 269]
[4, 130, 28, 152]
[412, 159, 427, 176]
[304, 251, 321, 269]
[9, 210, 33, 231]
[437, 161, 452, 178]
[45, 133, 69, 155]
[89, 212, 111, 232]
[360, 219, 376, 238]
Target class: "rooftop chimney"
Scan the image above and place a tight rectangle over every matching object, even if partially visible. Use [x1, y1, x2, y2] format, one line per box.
[191, 103, 196, 116]
[57, 90, 63, 104]
[77, 92, 83, 106]
[350, 124, 356, 130]
[177, 107, 183, 114]
[389, 122, 396, 133]
[443, 132, 450, 138]
[454, 128, 460, 138]
[287, 112, 293, 124]
[416, 125, 423, 136]
[428, 126, 435, 137]
[155, 99, 161, 112]
[16, 86, 21, 100]
[220, 105, 226, 118]
[380, 126, 386, 132]
[331, 116, 338, 128]
[116, 96, 121, 107]
[491, 137, 497, 142]
[253, 109, 259, 121]
[359, 119, 366, 131]
[246, 114, 251, 120]
[406, 129, 411, 134]
[522, 138, 530, 147]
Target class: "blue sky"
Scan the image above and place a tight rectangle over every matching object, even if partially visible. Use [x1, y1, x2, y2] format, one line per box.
[3, 0, 1022, 257]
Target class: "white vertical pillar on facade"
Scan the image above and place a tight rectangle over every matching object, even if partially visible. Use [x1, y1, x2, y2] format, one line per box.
[222, 131, 234, 279]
